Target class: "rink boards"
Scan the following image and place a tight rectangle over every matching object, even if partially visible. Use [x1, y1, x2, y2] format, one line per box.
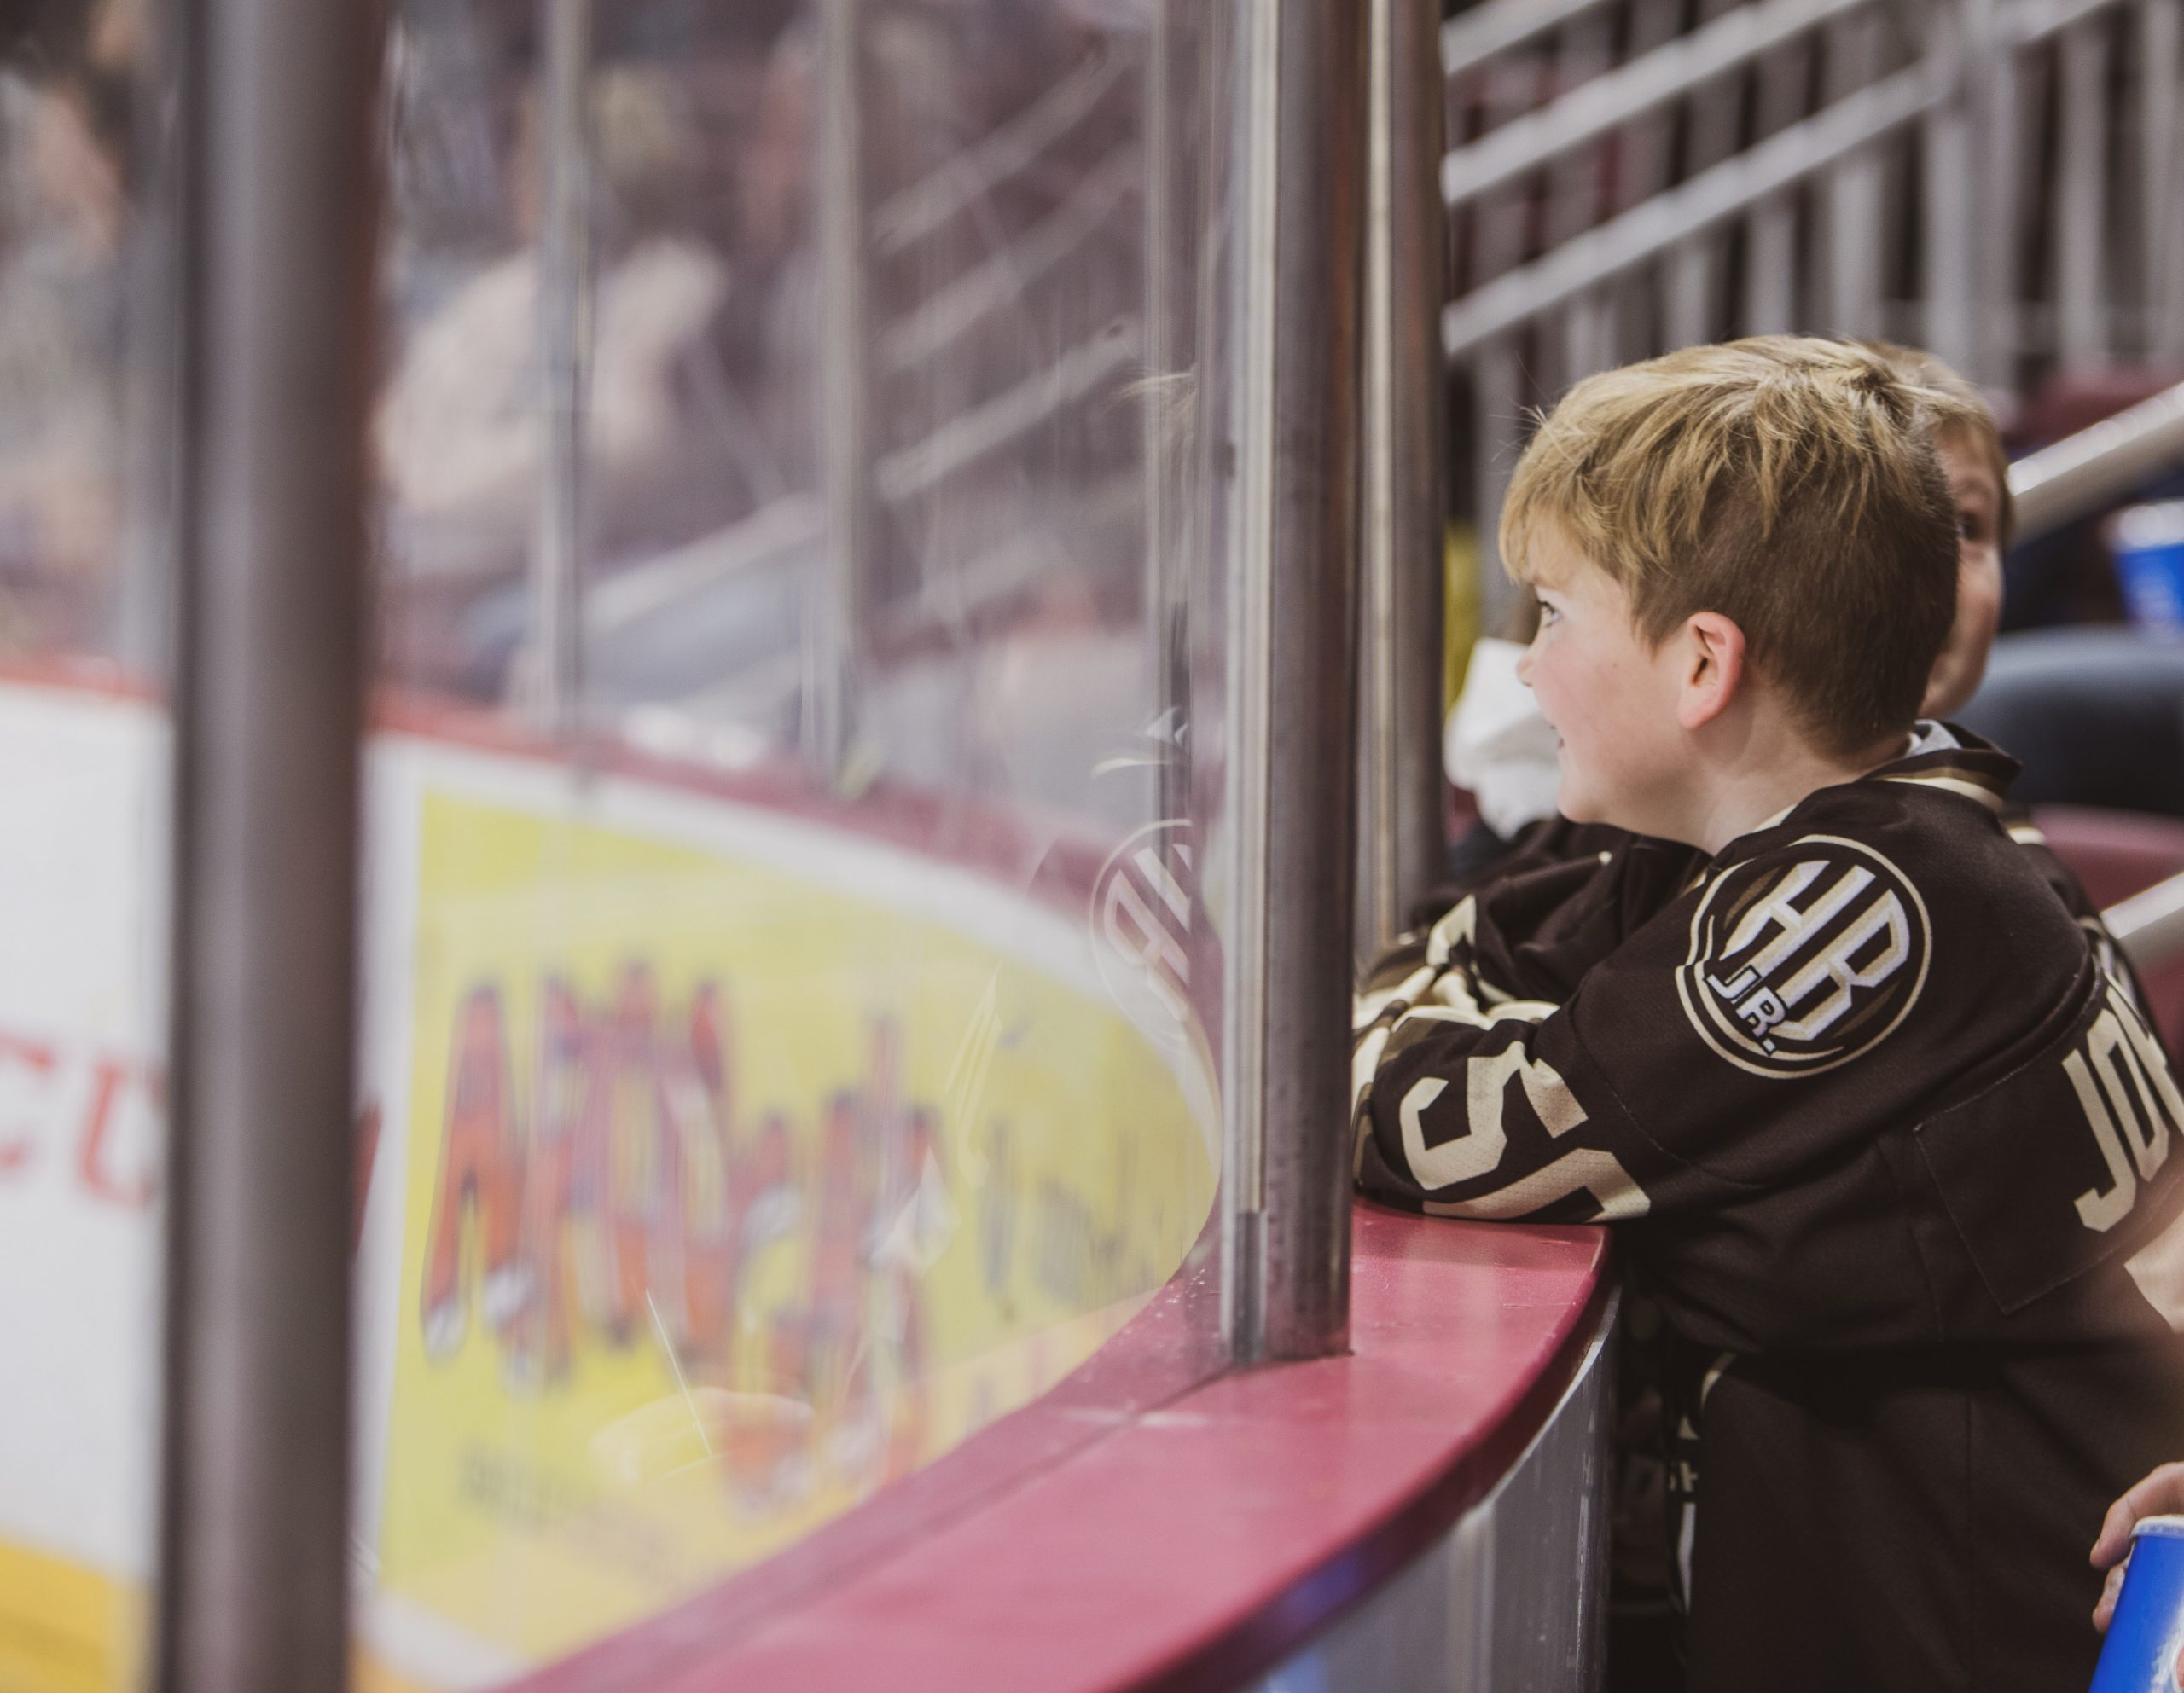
[0, 680, 1217, 1693]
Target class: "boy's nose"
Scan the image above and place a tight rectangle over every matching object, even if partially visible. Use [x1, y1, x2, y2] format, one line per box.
[1514, 643, 1535, 687]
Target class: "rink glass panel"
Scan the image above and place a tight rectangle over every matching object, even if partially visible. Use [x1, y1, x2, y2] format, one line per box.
[356, 3, 1234, 1683]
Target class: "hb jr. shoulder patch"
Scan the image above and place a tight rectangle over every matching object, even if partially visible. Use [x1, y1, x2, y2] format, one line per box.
[1675, 834, 1932, 1078]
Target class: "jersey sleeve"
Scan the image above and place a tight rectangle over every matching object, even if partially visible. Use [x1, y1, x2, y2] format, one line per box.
[1352, 832, 1987, 1229]
[1352, 890, 1669, 1227]
[2005, 815, 2165, 1047]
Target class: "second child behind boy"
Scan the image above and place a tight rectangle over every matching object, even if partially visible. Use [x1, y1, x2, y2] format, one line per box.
[1353, 338, 2184, 1693]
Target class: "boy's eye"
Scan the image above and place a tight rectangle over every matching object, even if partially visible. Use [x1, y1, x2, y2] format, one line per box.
[1537, 600, 1561, 627]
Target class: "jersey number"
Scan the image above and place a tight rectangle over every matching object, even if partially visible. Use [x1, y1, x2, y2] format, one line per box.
[1400, 1048, 1649, 1221]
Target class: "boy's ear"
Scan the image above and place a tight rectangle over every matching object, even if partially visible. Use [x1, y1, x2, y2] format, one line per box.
[1676, 612, 1746, 731]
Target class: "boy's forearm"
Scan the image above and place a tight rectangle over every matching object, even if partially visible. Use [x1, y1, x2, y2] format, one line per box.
[1351, 903, 1654, 1222]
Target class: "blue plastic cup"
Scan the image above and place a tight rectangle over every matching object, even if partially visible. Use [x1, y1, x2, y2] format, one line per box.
[2092, 1516, 2184, 1691]
[2110, 502, 2184, 633]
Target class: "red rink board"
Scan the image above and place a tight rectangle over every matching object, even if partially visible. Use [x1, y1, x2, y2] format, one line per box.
[513, 1206, 1612, 1693]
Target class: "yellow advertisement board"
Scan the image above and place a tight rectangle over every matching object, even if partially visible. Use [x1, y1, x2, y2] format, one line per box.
[0, 1542, 135, 1693]
[371, 788, 1216, 1675]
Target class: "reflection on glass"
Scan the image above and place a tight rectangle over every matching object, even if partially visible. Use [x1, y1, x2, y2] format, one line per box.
[355, 1, 1229, 1684]
[0, 0, 136, 660]
[0, 3, 165, 1690]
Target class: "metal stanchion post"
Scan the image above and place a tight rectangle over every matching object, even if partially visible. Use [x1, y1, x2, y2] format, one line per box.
[810, 0, 875, 789]
[154, 0, 385, 1683]
[528, 0, 594, 740]
[1223, 0, 1368, 1365]
[1356, 0, 1450, 968]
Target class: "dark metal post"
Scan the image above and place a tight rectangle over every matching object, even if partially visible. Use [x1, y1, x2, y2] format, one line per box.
[1356, 0, 1449, 965]
[1223, 0, 1367, 1364]
[154, 0, 383, 1684]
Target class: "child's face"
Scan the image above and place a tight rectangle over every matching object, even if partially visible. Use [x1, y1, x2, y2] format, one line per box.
[1514, 526, 1693, 838]
[1921, 432, 2006, 719]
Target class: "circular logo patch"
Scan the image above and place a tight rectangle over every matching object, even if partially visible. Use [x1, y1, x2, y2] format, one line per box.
[1675, 834, 1931, 1078]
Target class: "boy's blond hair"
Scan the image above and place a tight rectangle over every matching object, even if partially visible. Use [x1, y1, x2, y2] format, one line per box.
[1502, 336, 1984, 756]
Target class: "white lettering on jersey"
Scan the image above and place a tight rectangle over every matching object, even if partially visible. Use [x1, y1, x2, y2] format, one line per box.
[1467, 1044, 1589, 1141]
[1398, 1077, 1472, 1186]
[1425, 896, 1478, 969]
[1399, 1047, 1649, 1218]
[1718, 860, 1866, 980]
[2070, 997, 2184, 1232]
[2065, 1047, 2139, 1232]
[1705, 861, 1908, 1047]
[1768, 883, 1913, 1044]
[1678, 837, 1931, 1077]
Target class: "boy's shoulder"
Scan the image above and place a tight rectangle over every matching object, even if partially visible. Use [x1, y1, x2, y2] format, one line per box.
[1585, 730, 2091, 1107]
[1719, 729, 2081, 954]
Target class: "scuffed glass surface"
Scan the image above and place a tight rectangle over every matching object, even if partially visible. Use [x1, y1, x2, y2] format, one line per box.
[355, 2, 1233, 1682]
[0, 2, 169, 1689]
[0, 3, 135, 662]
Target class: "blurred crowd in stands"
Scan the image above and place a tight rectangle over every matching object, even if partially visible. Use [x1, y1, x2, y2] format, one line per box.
[6, 0, 2184, 826]
[0, 0, 133, 657]
[0, 0, 1162, 820]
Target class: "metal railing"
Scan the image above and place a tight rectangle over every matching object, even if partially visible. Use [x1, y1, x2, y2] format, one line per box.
[2107, 875, 2184, 971]
[2006, 377, 2184, 971]
[1440, 0, 2184, 614]
[1442, 0, 1622, 74]
[1441, 61, 1942, 357]
[2008, 378, 2184, 539]
[1439, 0, 1878, 212]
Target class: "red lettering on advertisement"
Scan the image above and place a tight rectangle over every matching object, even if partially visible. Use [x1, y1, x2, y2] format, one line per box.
[419, 990, 525, 1358]
[0, 1031, 375, 1216]
[0, 1034, 57, 1175]
[416, 970, 939, 1510]
[77, 1057, 158, 1209]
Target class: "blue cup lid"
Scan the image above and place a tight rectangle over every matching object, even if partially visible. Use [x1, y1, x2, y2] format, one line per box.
[2114, 503, 2184, 551]
[2131, 1515, 2184, 1541]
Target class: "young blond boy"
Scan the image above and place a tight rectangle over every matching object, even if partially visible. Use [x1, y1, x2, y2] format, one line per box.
[1353, 338, 2184, 1692]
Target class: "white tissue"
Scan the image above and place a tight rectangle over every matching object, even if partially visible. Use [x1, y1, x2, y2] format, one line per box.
[1445, 637, 1562, 839]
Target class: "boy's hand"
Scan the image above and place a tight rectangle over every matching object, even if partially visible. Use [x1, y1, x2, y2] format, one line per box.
[2092, 1462, 2184, 1631]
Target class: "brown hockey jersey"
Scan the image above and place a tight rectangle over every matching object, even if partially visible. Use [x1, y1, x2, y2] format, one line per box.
[1356, 730, 2184, 1692]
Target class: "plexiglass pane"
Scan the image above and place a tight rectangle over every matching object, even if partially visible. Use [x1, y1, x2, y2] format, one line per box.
[354, 3, 1237, 1682]
[0, 2, 167, 1687]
